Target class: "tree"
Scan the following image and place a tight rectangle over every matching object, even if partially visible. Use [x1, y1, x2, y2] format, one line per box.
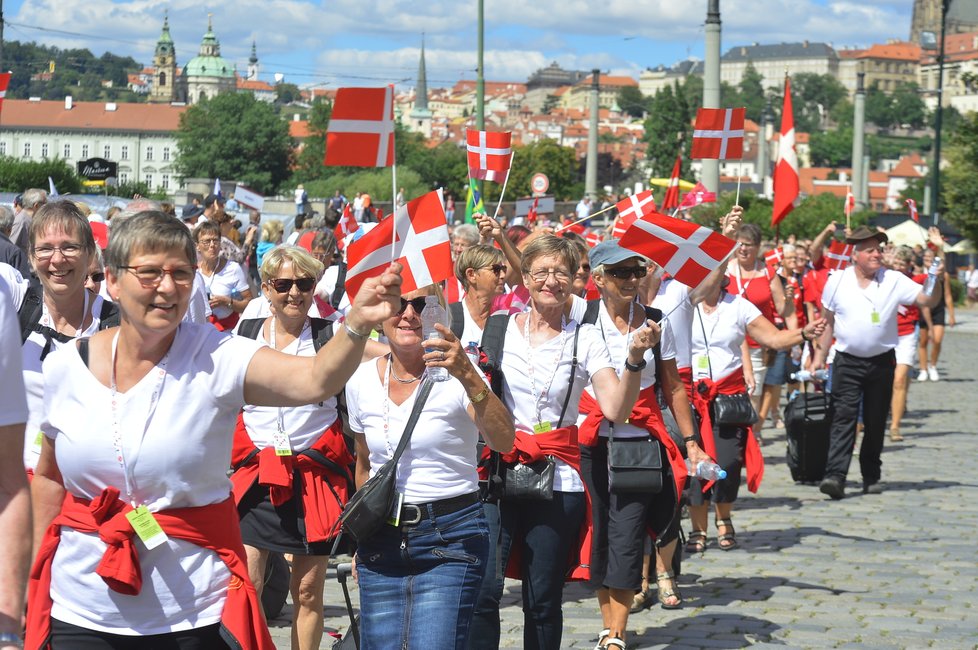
[737, 63, 766, 123]
[617, 86, 648, 119]
[494, 139, 580, 201]
[0, 157, 82, 193]
[175, 92, 292, 194]
[691, 190, 866, 240]
[275, 83, 303, 105]
[293, 98, 332, 184]
[809, 127, 853, 167]
[644, 84, 692, 178]
[578, 152, 624, 193]
[542, 94, 560, 114]
[864, 82, 895, 129]
[769, 73, 848, 133]
[891, 82, 927, 129]
[942, 112, 978, 244]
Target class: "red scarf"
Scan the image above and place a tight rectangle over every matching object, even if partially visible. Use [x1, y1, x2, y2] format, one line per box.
[26, 488, 274, 650]
[230, 418, 353, 544]
[688, 370, 764, 493]
[208, 312, 240, 332]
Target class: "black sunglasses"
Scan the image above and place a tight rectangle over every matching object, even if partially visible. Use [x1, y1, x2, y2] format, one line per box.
[88, 272, 105, 283]
[270, 277, 316, 293]
[483, 264, 508, 275]
[605, 266, 648, 280]
[398, 296, 429, 315]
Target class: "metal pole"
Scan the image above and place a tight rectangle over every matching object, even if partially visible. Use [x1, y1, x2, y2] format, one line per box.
[932, 0, 949, 223]
[852, 71, 866, 208]
[702, 0, 721, 193]
[1, 0, 5, 72]
[476, 0, 485, 131]
[585, 69, 600, 200]
[755, 100, 768, 193]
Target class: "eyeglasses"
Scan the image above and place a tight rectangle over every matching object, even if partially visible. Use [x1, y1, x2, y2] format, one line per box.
[397, 296, 429, 315]
[605, 266, 648, 280]
[527, 268, 571, 283]
[270, 277, 316, 293]
[197, 238, 221, 248]
[32, 244, 84, 260]
[87, 272, 105, 283]
[120, 265, 197, 287]
[576, 264, 591, 275]
[482, 264, 508, 275]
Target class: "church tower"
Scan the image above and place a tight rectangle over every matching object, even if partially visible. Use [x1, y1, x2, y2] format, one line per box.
[247, 41, 260, 81]
[409, 35, 432, 138]
[149, 12, 177, 103]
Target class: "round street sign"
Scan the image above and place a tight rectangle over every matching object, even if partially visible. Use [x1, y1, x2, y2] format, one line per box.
[531, 173, 549, 195]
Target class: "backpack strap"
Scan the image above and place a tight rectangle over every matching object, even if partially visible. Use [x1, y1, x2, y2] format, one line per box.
[236, 317, 266, 340]
[555, 323, 581, 428]
[96, 298, 120, 331]
[479, 312, 511, 398]
[18, 283, 44, 345]
[581, 298, 601, 325]
[330, 262, 347, 309]
[448, 302, 465, 341]
[309, 317, 334, 352]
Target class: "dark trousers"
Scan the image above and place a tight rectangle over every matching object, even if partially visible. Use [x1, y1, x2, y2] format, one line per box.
[51, 619, 224, 649]
[826, 350, 895, 485]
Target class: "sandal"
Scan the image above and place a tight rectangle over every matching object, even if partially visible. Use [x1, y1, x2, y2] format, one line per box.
[630, 578, 653, 613]
[593, 629, 610, 650]
[604, 637, 628, 650]
[685, 530, 707, 555]
[655, 571, 683, 609]
[716, 518, 738, 550]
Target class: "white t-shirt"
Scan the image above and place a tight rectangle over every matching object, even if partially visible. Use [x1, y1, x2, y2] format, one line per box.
[240, 321, 339, 451]
[184, 270, 212, 324]
[0, 277, 28, 427]
[967, 269, 978, 289]
[575, 301, 677, 439]
[314, 265, 351, 315]
[567, 294, 588, 322]
[42, 323, 263, 635]
[0, 262, 28, 309]
[199, 260, 249, 320]
[20, 291, 107, 470]
[238, 295, 322, 321]
[690, 293, 762, 381]
[822, 267, 922, 357]
[500, 317, 614, 492]
[458, 300, 486, 348]
[345, 357, 482, 503]
[653, 278, 693, 370]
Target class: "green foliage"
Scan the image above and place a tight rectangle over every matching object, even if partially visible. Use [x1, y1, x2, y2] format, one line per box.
[2, 40, 143, 102]
[809, 128, 854, 167]
[275, 83, 303, 105]
[577, 152, 625, 193]
[681, 76, 703, 113]
[496, 139, 581, 201]
[0, 157, 82, 193]
[112, 180, 167, 201]
[542, 94, 560, 114]
[942, 112, 978, 244]
[175, 93, 292, 195]
[617, 86, 648, 119]
[733, 63, 766, 123]
[644, 83, 692, 178]
[293, 98, 332, 184]
[767, 73, 848, 133]
[304, 168, 426, 204]
[864, 82, 928, 130]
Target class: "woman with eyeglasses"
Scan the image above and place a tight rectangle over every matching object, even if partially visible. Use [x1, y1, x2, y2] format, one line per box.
[16, 201, 119, 477]
[346, 285, 514, 649]
[83, 248, 106, 298]
[449, 244, 509, 345]
[27, 211, 403, 649]
[470, 235, 658, 650]
[230, 246, 353, 650]
[195, 221, 252, 331]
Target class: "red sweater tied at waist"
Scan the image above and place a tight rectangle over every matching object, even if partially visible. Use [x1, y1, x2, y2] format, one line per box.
[26, 487, 274, 650]
[501, 425, 581, 469]
[230, 417, 353, 544]
[690, 369, 764, 493]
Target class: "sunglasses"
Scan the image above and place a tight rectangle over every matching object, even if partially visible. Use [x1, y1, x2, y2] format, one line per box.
[397, 296, 429, 315]
[88, 272, 105, 283]
[269, 277, 316, 293]
[483, 264, 508, 275]
[605, 266, 648, 280]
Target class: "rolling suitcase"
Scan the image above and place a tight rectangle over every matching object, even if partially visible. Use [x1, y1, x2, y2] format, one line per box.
[331, 562, 360, 649]
[784, 388, 832, 484]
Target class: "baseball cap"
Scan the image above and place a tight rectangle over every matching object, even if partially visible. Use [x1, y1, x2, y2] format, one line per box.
[588, 239, 646, 268]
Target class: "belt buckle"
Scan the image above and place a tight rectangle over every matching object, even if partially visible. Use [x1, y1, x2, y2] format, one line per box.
[401, 504, 422, 525]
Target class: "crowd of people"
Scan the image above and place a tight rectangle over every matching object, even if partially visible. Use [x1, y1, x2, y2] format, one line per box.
[0, 184, 961, 650]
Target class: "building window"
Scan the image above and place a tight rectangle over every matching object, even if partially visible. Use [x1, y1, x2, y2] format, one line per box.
[161, 174, 170, 190]
[121, 146, 129, 160]
[24, 143, 32, 157]
[144, 173, 153, 188]
[64, 144, 71, 158]
[82, 144, 89, 158]
[162, 147, 171, 162]
[146, 146, 154, 161]
[120, 172, 129, 184]
[0, 142, 5, 155]
[104, 144, 111, 158]
[41, 143, 49, 158]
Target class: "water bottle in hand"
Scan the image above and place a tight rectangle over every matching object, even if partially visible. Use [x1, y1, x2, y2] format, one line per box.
[790, 369, 829, 382]
[421, 295, 450, 382]
[687, 459, 727, 481]
[923, 257, 941, 296]
[465, 341, 481, 367]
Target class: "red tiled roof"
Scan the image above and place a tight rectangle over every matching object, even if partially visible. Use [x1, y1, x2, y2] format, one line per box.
[1, 99, 186, 132]
[889, 156, 923, 178]
[857, 42, 921, 62]
[289, 120, 311, 138]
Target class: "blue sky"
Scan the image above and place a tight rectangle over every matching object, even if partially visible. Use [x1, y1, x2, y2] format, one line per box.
[3, 0, 915, 89]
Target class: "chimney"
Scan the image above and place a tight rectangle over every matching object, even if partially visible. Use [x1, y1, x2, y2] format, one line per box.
[65, 96, 73, 110]
[105, 102, 117, 112]
[741, 47, 747, 56]
[803, 40, 809, 48]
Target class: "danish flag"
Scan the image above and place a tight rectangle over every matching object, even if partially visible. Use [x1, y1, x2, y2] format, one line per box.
[325, 86, 395, 167]
[345, 190, 453, 300]
[619, 212, 738, 288]
[907, 198, 919, 224]
[772, 77, 799, 226]
[612, 190, 656, 238]
[466, 130, 512, 182]
[0, 72, 9, 118]
[661, 154, 683, 211]
[824, 240, 854, 271]
[526, 196, 539, 226]
[691, 108, 746, 160]
[764, 247, 784, 268]
[333, 203, 358, 250]
[678, 182, 717, 210]
[585, 232, 602, 248]
[845, 188, 855, 219]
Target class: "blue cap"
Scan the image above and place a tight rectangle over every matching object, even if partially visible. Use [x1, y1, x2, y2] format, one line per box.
[588, 239, 646, 268]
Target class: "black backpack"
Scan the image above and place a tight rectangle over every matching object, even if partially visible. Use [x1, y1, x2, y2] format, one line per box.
[18, 285, 120, 360]
[331, 262, 348, 309]
[580, 299, 663, 372]
[235, 316, 336, 352]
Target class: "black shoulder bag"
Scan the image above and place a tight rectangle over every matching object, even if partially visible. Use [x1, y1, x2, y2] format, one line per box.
[695, 302, 757, 427]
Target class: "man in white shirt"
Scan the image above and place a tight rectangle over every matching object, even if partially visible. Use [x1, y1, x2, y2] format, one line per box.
[812, 226, 943, 499]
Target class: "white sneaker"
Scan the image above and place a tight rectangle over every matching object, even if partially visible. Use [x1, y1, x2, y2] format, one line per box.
[917, 369, 929, 382]
[928, 365, 940, 381]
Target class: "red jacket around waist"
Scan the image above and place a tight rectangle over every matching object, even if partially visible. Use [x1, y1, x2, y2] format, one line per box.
[26, 487, 274, 650]
[230, 417, 353, 544]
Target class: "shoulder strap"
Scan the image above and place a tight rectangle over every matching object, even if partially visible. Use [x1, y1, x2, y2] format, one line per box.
[448, 302, 465, 341]
[237, 318, 266, 340]
[77, 338, 90, 368]
[331, 262, 347, 309]
[18, 283, 44, 344]
[388, 379, 434, 465]
[642, 305, 663, 366]
[556, 324, 581, 427]
[310, 318, 334, 352]
[97, 297, 120, 331]
[582, 299, 601, 325]
[480, 313, 511, 397]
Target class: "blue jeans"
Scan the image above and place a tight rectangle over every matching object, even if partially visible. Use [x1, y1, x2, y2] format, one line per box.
[468, 491, 586, 650]
[356, 499, 489, 650]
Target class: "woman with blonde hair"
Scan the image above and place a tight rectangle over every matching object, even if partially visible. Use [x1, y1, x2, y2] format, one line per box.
[257, 220, 284, 268]
[449, 244, 508, 345]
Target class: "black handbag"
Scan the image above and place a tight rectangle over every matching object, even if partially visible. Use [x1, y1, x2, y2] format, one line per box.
[712, 392, 758, 427]
[607, 425, 664, 494]
[333, 380, 433, 543]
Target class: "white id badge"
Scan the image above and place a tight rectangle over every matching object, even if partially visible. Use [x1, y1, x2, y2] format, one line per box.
[272, 431, 292, 456]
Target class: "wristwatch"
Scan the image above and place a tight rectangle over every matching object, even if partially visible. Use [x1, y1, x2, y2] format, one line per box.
[0, 633, 22, 648]
[624, 358, 647, 373]
[468, 386, 491, 404]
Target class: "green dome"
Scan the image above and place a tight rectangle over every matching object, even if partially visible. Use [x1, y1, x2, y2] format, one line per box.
[184, 55, 234, 78]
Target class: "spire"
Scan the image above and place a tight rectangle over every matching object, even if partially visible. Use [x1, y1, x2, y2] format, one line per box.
[158, 10, 173, 45]
[247, 40, 260, 81]
[415, 34, 428, 112]
[249, 41, 258, 65]
[200, 13, 220, 57]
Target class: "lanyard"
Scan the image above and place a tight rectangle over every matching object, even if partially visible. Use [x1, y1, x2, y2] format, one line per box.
[523, 310, 568, 427]
[732, 262, 761, 298]
[856, 269, 882, 313]
[110, 331, 170, 506]
[41, 290, 90, 336]
[269, 317, 309, 434]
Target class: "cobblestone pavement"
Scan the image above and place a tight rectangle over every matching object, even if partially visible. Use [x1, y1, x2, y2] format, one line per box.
[271, 309, 978, 649]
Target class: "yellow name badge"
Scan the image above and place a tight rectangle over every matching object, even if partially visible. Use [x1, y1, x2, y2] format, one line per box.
[696, 355, 710, 371]
[272, 431, 293, 457]
[386, 492, 405, 527]
[871, 310, 881, 326]
[33, 431, 44, 450]
[533, 421, 553, 434]
[126, 505, 169, 550]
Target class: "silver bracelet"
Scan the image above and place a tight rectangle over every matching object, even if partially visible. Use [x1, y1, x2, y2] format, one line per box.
[0, 633, 22, 648]
[343, 322, 371, 341]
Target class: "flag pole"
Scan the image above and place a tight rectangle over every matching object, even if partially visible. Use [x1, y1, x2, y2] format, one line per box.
[391, 167, 398, 258]
[555, 202, 618, 232]
[845, 184, 852, 231]
[735, 175, 742, 206]
[492, 151, 516, 221]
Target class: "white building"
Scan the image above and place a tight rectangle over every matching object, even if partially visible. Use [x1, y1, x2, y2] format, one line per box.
[721, 41, 839, 91]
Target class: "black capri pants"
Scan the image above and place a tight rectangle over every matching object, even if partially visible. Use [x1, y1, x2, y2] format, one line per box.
[685, 419, 747, 505]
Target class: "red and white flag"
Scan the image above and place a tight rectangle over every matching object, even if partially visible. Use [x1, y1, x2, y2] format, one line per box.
[333, 203, 358, 250]
[678, 182, 717, 210]
[0, 72, 9, 117]
[661, 154, 683, 211]
[525, 196, 539, 226]
[772, 77, 799, 227]
[325, 86, 395, 167]
[764, 246, 784, 268]
[612, 190, 656, 238]
[907, 198, 919, 224]
[844, 188, 855, 219]
[691, 108, 746, 160]
[466, 130, 512, 183]
[345, 190, 452, 300]
[619, 212, 738, 288]
[585, 232, 602, 248]
[824, 240, 854, 271]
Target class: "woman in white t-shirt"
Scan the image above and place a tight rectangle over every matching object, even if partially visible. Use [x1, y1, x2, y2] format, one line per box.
[451, 244, 508, 346]
[346, 284, 514, 649]
[194, 221, 252, 331]
[28, 210, 403, 649]
[685, 270, 825, 554]
[470, 236, 658, 650]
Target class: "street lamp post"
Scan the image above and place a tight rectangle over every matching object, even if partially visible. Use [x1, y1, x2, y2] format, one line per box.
[932, 0, 950, 225]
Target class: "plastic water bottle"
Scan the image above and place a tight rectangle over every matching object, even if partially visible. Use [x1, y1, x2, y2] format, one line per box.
[686, 460, 727, 481]
[790, 369, 829, 382]
[421, 295, 450, 382]
[465, 341, 481, 367]
[923, 257, 941, 296]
